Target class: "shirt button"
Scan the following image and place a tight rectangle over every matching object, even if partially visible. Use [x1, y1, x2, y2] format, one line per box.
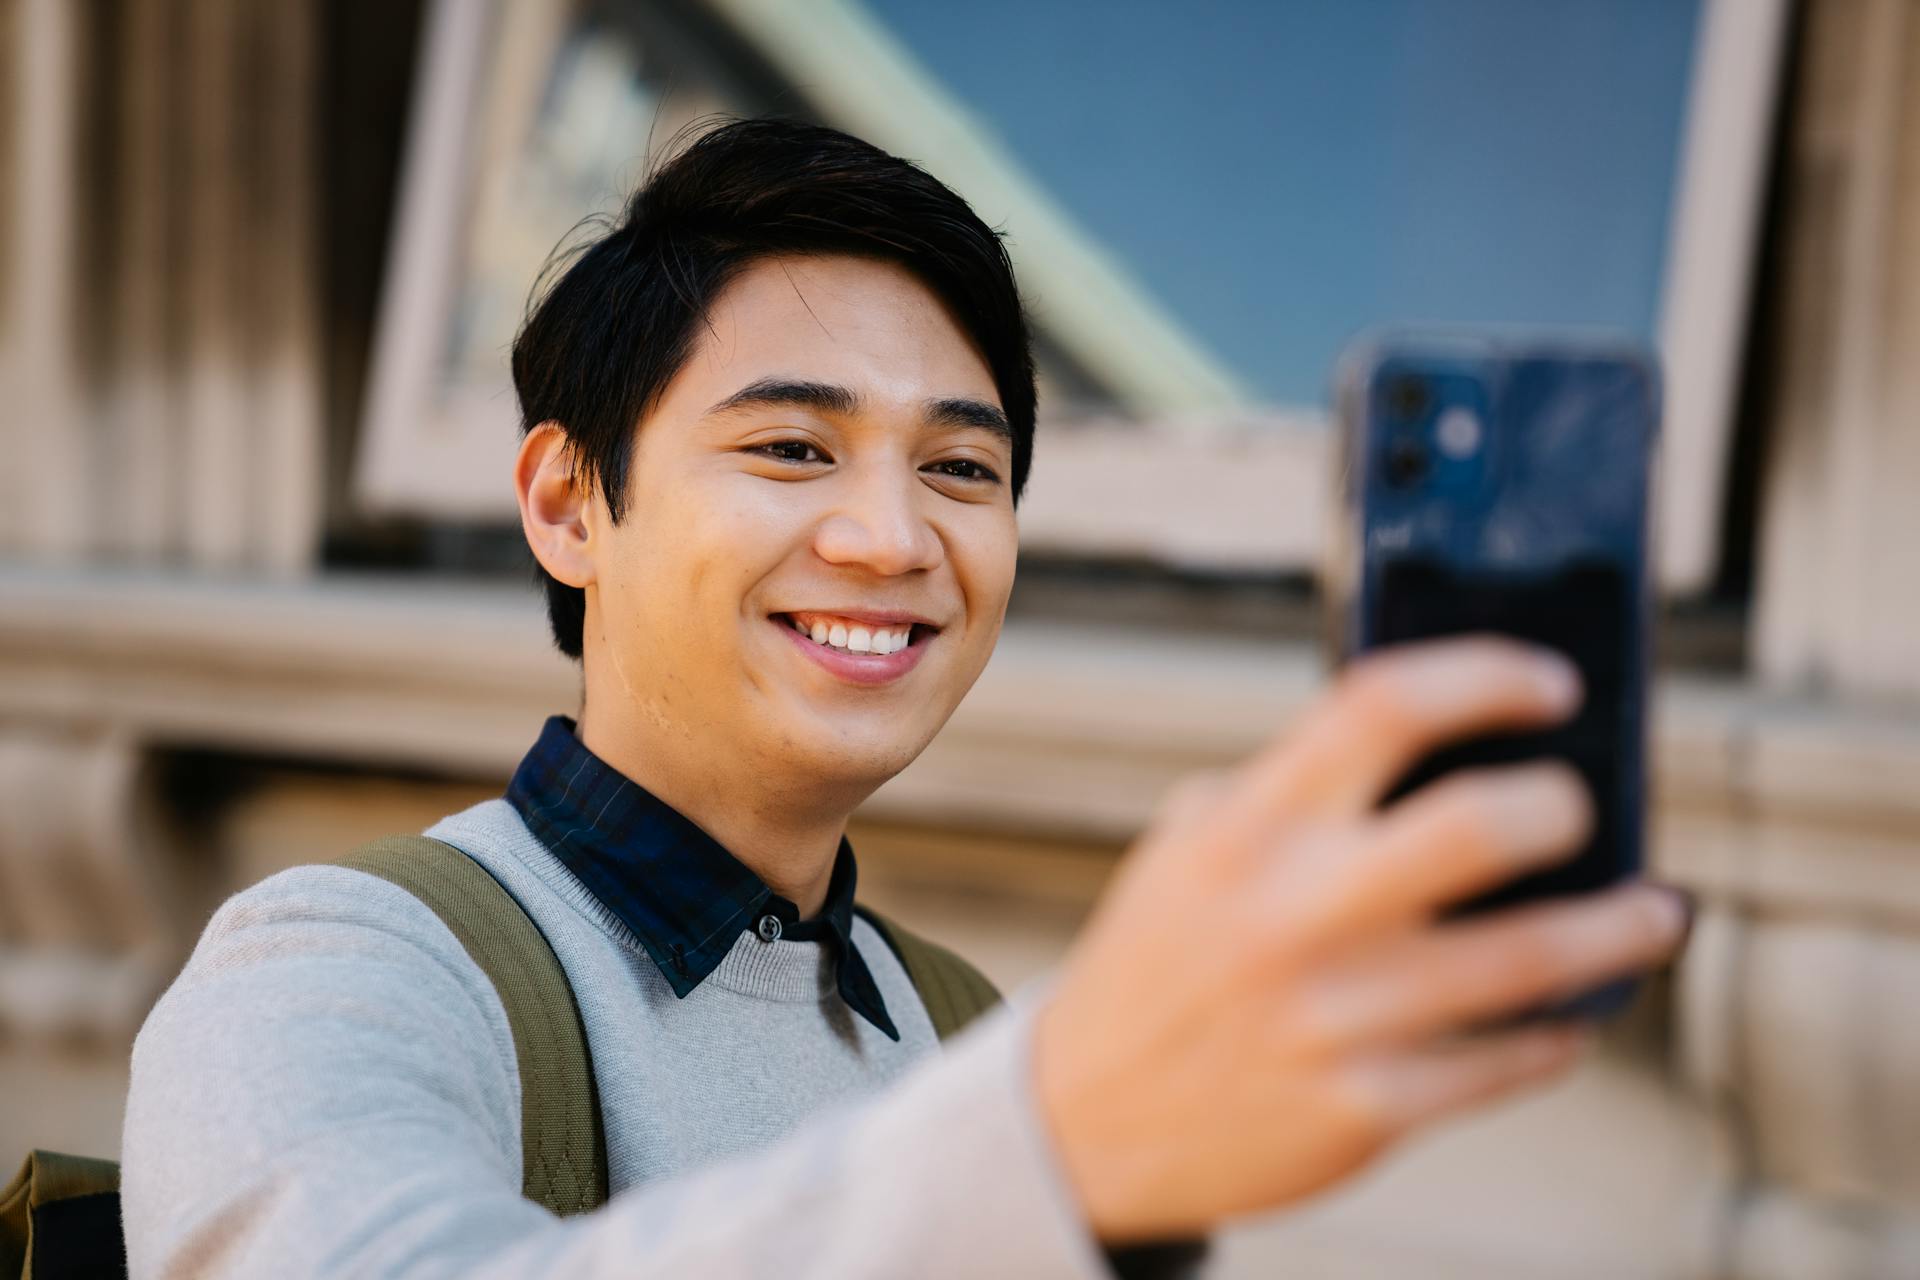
[756, 913, 783, 942]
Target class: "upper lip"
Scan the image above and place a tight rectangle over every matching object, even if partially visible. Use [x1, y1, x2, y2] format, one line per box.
[777, 608, 943, 630]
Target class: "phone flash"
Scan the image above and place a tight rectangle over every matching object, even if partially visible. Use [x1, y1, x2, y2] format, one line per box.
[1435, 406, 1483, 459]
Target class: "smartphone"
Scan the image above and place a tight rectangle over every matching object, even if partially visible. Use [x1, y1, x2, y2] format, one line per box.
[1327, 330, 1659, 1022]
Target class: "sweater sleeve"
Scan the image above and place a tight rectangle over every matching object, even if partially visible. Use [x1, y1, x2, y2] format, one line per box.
[120, 866, 1209, 1279]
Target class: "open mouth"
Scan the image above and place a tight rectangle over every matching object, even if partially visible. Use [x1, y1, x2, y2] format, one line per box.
[769, 611, 942, 685]
[771, 612, 937, 657]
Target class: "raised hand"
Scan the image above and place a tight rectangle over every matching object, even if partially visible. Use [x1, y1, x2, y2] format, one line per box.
[1032, 635, 1690, 1243]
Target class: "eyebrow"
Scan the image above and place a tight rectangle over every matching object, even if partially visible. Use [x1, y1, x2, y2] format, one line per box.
[705, 376, 1011, 442]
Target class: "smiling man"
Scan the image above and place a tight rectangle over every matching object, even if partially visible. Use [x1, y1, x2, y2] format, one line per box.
[517, 247, 1021, 928]
[121, 119, 1691, 1279]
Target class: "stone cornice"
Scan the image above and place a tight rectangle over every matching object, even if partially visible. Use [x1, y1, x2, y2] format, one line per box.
[1, 563, 1916, 862]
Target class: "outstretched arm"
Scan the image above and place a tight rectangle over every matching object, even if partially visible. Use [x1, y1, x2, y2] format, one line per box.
[120, 865, 1170, 1279]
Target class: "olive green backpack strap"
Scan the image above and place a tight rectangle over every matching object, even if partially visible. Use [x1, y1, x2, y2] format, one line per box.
[1, 1149, 124, 1279]
[339, 836, 607, 1216]
[853, 905, 1003, 1040]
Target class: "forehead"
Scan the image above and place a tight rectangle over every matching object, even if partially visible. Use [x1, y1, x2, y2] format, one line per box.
[671, 253, 1001, 411]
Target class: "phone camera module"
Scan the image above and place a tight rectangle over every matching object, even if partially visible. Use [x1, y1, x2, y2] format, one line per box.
[1383, 438, 1429, 489]
[1384, 375, 1432, 423]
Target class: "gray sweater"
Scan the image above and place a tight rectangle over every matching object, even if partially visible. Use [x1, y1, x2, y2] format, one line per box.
[120, 798, 1132, 1278]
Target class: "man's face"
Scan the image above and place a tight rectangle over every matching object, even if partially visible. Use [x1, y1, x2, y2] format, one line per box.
[579, 253, 1018, 791]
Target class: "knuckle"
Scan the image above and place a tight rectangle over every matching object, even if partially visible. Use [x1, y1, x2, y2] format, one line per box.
[1531, 757, 1587, 800]
[1424, 633, 1526, 684]
[1496, 918, 1578, 984]
[1244, 832, 1351, 959]
[1265, 987, 1332, 1059]
[1336, 659, 1414, 736]
[1469, 634, 1555, 682]
[1276, 971, 1370, 1059]
[1446, 944, 1521, 1005]
[1426, 774, 1507, 849]
[1394, 771, 1515, 871]
[1427, 764, 1591, 864]
[1532, 762, 1595, 840]
[1324, 1060, 1400, 1142]
[1448, 636, 1576, 714]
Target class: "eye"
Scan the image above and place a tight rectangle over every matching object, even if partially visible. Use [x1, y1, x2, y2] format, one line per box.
[927, 458, 1001, 483]
[751, 440, 829, 465]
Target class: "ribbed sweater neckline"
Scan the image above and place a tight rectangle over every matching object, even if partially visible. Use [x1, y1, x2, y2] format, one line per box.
[487, 798, 841, 1004]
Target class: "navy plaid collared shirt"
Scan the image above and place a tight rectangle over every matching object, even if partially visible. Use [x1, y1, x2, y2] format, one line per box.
[506, 714, 898, 1041]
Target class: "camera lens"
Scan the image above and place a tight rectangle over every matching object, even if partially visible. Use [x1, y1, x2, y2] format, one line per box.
[1385, 375, 1431, 423]
[1434, 406, 1483, 459]
[1384, 438, 1429, 488]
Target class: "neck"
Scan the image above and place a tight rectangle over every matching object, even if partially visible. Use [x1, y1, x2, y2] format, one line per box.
[574, 693, 859, 922]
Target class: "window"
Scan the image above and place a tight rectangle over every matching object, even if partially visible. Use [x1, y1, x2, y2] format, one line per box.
[358, 0, 1785, 594]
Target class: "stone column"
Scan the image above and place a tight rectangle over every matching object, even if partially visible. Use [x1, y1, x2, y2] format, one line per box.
[0, 728, 185, 1042]
[1695, 1, 1920, 1272]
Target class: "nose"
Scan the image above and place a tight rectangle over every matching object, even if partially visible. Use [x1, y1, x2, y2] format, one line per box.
[812, 466, 945, 577]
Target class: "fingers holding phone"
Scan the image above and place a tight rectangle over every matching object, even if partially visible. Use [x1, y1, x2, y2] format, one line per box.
[1033, 637, 1690, 1245]
[1234, 633, 1584, 823]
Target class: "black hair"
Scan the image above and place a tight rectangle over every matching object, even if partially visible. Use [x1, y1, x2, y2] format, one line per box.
[511, 116, 1038, 659]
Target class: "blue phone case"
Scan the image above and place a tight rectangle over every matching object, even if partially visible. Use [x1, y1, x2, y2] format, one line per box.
[1329, 330, 1660, 1023]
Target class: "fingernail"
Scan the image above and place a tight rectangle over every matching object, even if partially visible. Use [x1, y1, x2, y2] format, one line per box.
[1656, 883, 1698, 942]
[1532, 651, 1582, 711]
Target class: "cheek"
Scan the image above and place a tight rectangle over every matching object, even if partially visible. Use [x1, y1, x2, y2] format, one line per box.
[609, 476, 806, 637]
[593, 501, 707, 641]
[952, 510, 1019, 631]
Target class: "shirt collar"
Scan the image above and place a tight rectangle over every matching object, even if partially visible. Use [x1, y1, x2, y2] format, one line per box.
[505, 715, 897, 1040]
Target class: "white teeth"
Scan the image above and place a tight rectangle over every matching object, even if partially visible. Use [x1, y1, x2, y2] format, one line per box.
[786, 615, 919, 656]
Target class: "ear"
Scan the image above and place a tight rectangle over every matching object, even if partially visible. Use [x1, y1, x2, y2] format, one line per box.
[515, 422, 595, 589]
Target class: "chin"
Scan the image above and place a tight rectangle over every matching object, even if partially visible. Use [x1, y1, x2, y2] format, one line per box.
[778, 720, 935, 789]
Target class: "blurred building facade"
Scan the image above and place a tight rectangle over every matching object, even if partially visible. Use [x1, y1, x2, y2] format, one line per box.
[3, 1, 1920, 1276]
